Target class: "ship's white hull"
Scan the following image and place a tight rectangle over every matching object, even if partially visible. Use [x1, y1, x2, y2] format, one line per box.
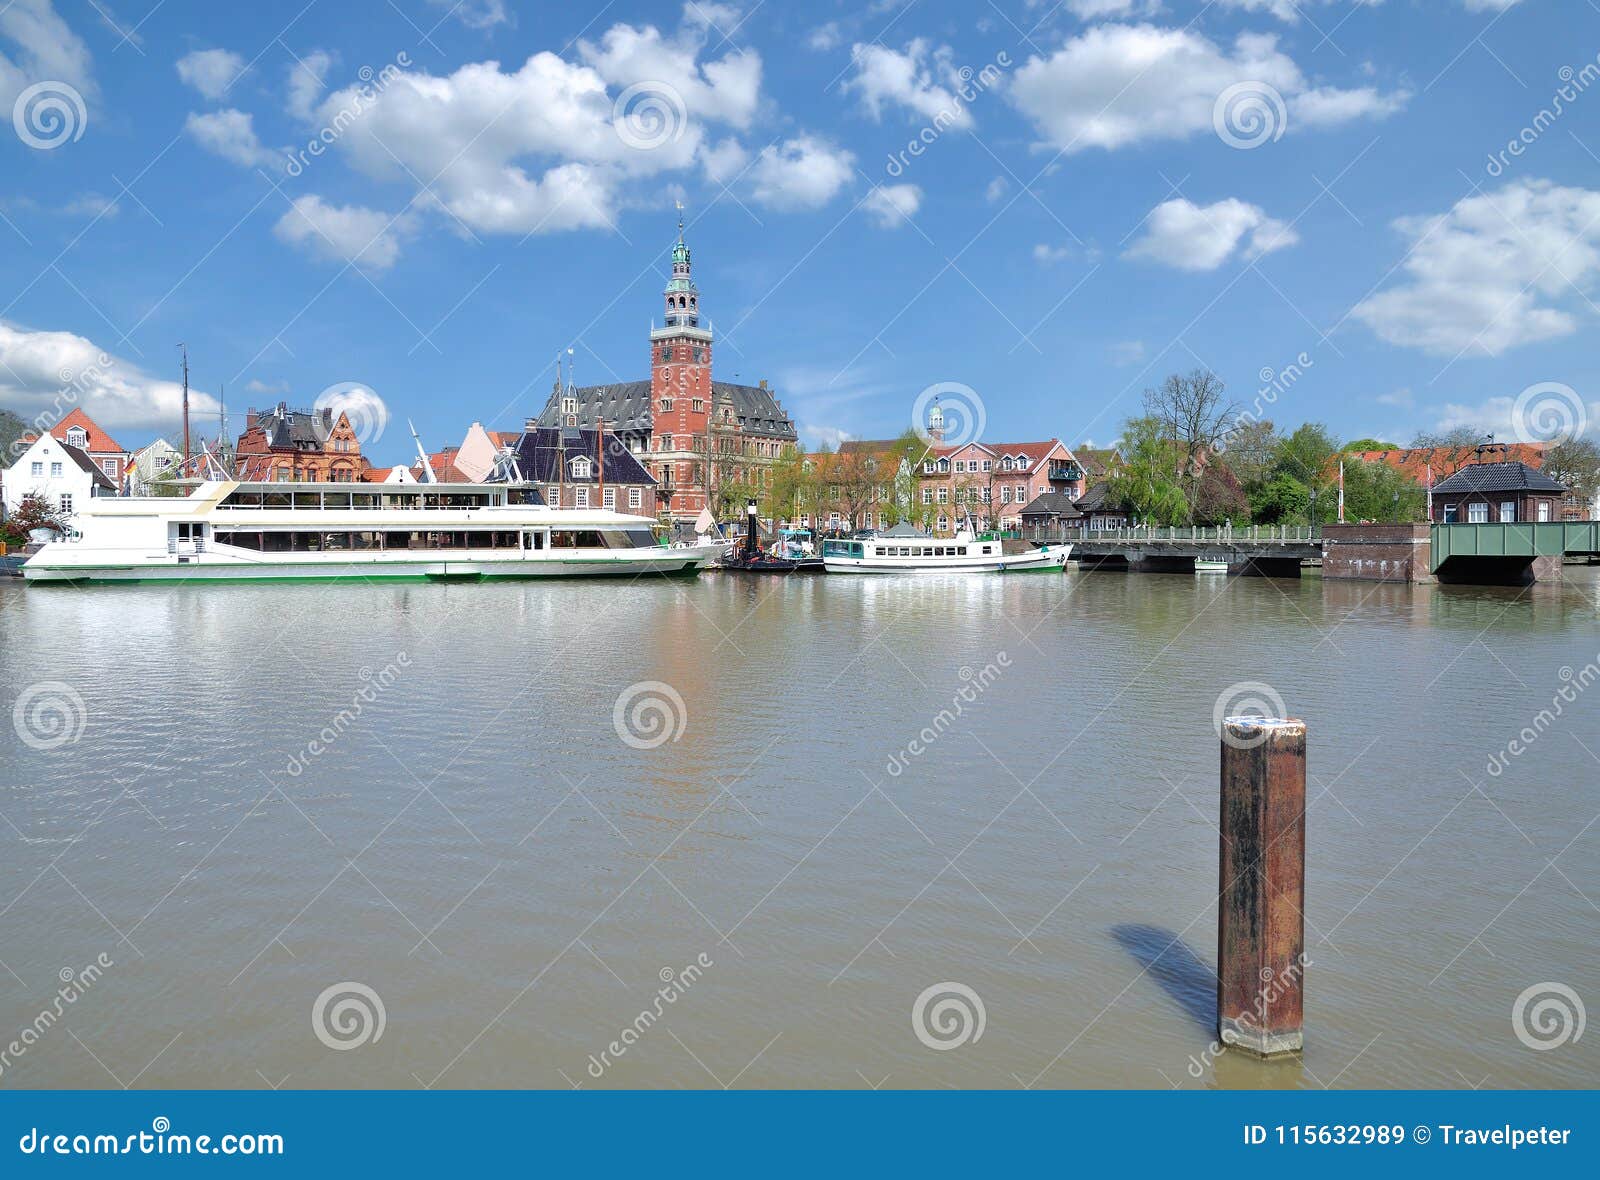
[23, 547, 718, 583]
[823, 545, 1070, 574]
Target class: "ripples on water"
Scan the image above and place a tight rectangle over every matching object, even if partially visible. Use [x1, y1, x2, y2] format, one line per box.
[0, 569, 1596, 1089]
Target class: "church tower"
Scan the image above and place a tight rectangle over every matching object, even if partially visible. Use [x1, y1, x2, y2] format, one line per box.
[649, 207, 715, 516]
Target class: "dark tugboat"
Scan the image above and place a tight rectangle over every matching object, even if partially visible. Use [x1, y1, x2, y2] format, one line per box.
[717, 499, 824, 573]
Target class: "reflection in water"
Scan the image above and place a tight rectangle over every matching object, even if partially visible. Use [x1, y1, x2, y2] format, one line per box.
[0, 568, 1596, 1090]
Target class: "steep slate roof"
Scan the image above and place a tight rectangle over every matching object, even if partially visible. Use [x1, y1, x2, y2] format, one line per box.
[1430, 460, 1567, 495]
[535, 380, 798, 441]
[1019, 491, 1082, 519]
[512, 427, 656, 485]
[243, 405, 340, 451]
[60, 442, 118, 491]
[1074, 482, 1128, 513]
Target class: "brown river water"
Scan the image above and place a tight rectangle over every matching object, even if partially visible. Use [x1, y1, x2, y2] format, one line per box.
[1, 568, 1596, 1089]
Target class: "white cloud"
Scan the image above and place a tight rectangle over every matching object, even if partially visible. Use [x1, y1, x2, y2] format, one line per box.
[801, 424, 854, 449]
[1434, 394, 1600, 439]
[1125, 197, 1298, 270]
[0, 320, 220, 436]
[1008, 24, 1405, 152]
[184, 109, 279, 168]
[749, 136, 854, 210]
[699, 136, 748, 184]
[862, 183, 922, 228]
[176, 48, 246, 100]
[1375, 388, 1414, 409]
[0, 0, 95, 110]
[807, 23, 842, 51]
[578, 13, 761, 129]
[985, 176, 1009, 203]
[845, 39, 972, 129]
[286, 48, 333, 121]
[1066, 0, 1159, 17]
[1109, 340, 1146, 366]
[1351, 179, 1600, 357]
[1292, 84, 1408, 127]
[307, 11, 770, 237]
[1033, 242, 1073, 264]
[425, 0, 509, 29]
[273, 195, 414, 271]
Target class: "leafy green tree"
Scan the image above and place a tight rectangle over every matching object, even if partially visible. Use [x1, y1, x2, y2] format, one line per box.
[1109, 415, 1189, 526]
[1343, 438, 1400, 452]
[1249, 474, 1309, 524]
[1339, 458, 1427, 522]
[1217, 418, 1281, 493]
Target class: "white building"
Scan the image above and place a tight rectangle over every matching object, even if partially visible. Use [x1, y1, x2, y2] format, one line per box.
[127, 438, 183, 495]
[2, 434, 117, 520]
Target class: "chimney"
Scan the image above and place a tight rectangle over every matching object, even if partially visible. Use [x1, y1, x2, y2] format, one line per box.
[246, 409, 258, 430]
[525, 416, 539, 431]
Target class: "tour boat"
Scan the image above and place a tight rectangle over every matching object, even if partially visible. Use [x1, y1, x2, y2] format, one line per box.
[820, 528, 1069, 574]
[21, 481, 722, 584]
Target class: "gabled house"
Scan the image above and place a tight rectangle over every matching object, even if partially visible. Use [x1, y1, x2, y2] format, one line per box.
[1074, 482, 1133, 531]
[235, 402, 365, 482]
[915, 438, 1084, 533]
[1430, 460, 1568, 524]
[127, 438, 182, 495]
[21, 408, 130, 488]
[511, 426, 657, 513]
[3, 433, 117, 518]
[1018, 491, 1084, 540]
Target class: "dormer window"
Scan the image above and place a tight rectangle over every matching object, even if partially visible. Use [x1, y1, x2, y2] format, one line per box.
[569, 456, 593, 479]
[66, 427, 87, 448]
[562, 397, 577, 416]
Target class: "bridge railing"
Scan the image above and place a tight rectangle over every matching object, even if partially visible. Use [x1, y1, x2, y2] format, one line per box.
[1072, 525, 1321, 544]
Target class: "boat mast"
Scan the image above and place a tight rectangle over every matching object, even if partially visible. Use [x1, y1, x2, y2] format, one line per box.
[409, 419, 434, 483]
[178, 343, 190, 470]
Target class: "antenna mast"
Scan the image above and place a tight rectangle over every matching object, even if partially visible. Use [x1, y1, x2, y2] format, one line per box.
[409, 419, 435, 483]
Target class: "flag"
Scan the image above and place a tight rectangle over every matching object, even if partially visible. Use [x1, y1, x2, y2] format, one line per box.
[1337, 459, 1345, 523]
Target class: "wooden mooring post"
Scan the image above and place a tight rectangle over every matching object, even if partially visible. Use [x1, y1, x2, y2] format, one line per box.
[1217, 717, 1306, 1056]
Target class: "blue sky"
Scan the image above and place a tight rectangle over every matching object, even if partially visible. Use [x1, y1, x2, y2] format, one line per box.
[2, 0, 1597, 465]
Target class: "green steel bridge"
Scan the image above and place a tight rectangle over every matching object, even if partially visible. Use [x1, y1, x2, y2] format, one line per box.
[1429, 521, 1600, 573]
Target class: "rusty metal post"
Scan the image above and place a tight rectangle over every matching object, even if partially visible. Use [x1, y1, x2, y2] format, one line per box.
[1218, 717, 1306, 1056]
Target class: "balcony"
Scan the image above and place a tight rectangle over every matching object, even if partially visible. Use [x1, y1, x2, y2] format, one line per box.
[1047, 463, 1084, 483]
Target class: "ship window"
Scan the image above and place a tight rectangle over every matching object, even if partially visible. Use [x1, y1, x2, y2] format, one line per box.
[551, 530, 605, 548]
[525, 530, 545, 550]
[323, 492, 353, 509]
[293, 492, 320, 508]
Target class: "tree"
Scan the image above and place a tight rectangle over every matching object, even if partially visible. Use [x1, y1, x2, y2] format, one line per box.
[1409, 426, 1486, 448]
[1249, 474, 1310, 524]
[768, 445, 811, 526]
[1194, 463, 1249, 525]
[1542, 437, 1600, 507]
[1343, 438, 1401, 452]
[1217, 418, 1282, 493]
[1108, 415, 1189, 526]
[0, 408, 27, 462]
[1273, 423, 1340, 499]
[1142, 369, 1239, 515]
[1339, 458, 1427, 522]
[0, 492, 69, 547]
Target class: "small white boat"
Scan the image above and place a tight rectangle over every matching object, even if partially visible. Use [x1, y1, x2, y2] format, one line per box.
[1195, 558, 1230, 573]
[820, 526, 1069, 574]
[22, 480, 722, 584]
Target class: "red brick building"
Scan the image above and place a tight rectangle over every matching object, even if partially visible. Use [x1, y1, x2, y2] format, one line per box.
[533, 216, 798, 522]
[235, 403, 364, 481]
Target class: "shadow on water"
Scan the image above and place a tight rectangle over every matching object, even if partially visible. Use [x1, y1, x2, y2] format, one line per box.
[1110, 924, 1216, 1034]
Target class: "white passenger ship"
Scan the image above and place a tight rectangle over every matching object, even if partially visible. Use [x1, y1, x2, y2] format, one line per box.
[820, 529, 1069, 574]
[22, 481, 721, 584]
